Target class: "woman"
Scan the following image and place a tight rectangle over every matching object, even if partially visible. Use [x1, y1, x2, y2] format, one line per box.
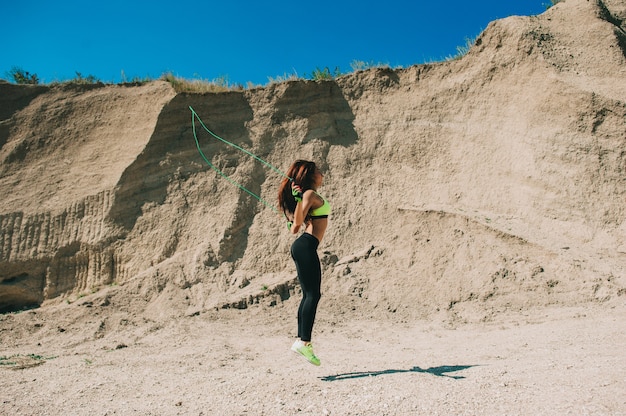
[278, 160, 331, 366]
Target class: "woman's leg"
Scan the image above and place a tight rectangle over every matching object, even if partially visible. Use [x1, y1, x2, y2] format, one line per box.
[291, 234, 321, 342]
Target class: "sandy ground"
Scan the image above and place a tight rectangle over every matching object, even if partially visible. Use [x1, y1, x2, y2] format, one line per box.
[2, 300, 625, 416]
[1, 1, 626, 415]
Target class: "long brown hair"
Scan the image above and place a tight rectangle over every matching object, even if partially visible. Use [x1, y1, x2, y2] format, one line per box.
[277, 160, 318, 218]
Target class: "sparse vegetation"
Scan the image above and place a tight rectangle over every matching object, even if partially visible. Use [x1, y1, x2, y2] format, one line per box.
[120, 70, 153, 84]
[4, 45, 470, 91]
[308, 66, 343, 80]
[0, 353, 56, 369]
[7, 66, 39, 84]
[445, 36, 476, 61]
[267, 71, 300, 84]
[350, 60, 390, 71]
[161, 72, 243, 93]
[70, 71, 100, 84]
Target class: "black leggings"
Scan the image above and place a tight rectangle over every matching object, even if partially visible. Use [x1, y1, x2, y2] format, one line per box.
[290, 233, 322, 342]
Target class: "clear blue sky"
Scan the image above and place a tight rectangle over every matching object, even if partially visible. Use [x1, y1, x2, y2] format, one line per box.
[2, 1, 549, 86]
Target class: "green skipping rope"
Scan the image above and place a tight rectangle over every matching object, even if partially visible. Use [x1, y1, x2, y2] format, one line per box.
[190, 106, 290, 215]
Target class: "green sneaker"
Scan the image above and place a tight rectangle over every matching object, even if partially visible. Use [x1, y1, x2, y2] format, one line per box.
[291, 340, 321, 366]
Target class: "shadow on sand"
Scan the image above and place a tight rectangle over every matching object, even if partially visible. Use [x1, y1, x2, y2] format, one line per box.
[320, 365, 477, 382]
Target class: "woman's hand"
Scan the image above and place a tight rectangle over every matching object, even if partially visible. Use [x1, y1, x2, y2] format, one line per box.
[287, 220, 300, 234]
[291, 182, 303, 202]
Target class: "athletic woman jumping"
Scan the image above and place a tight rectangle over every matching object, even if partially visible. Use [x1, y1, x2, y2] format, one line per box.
[278, 160, 331, 366]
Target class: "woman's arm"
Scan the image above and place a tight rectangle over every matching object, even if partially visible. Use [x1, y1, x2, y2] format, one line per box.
[291, 190, 317, 234]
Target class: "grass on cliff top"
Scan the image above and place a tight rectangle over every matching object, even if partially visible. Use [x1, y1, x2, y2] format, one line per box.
[4, 60, 394, 93]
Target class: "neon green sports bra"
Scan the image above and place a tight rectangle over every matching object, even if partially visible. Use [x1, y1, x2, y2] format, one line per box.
[309, 193, 331, 219]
